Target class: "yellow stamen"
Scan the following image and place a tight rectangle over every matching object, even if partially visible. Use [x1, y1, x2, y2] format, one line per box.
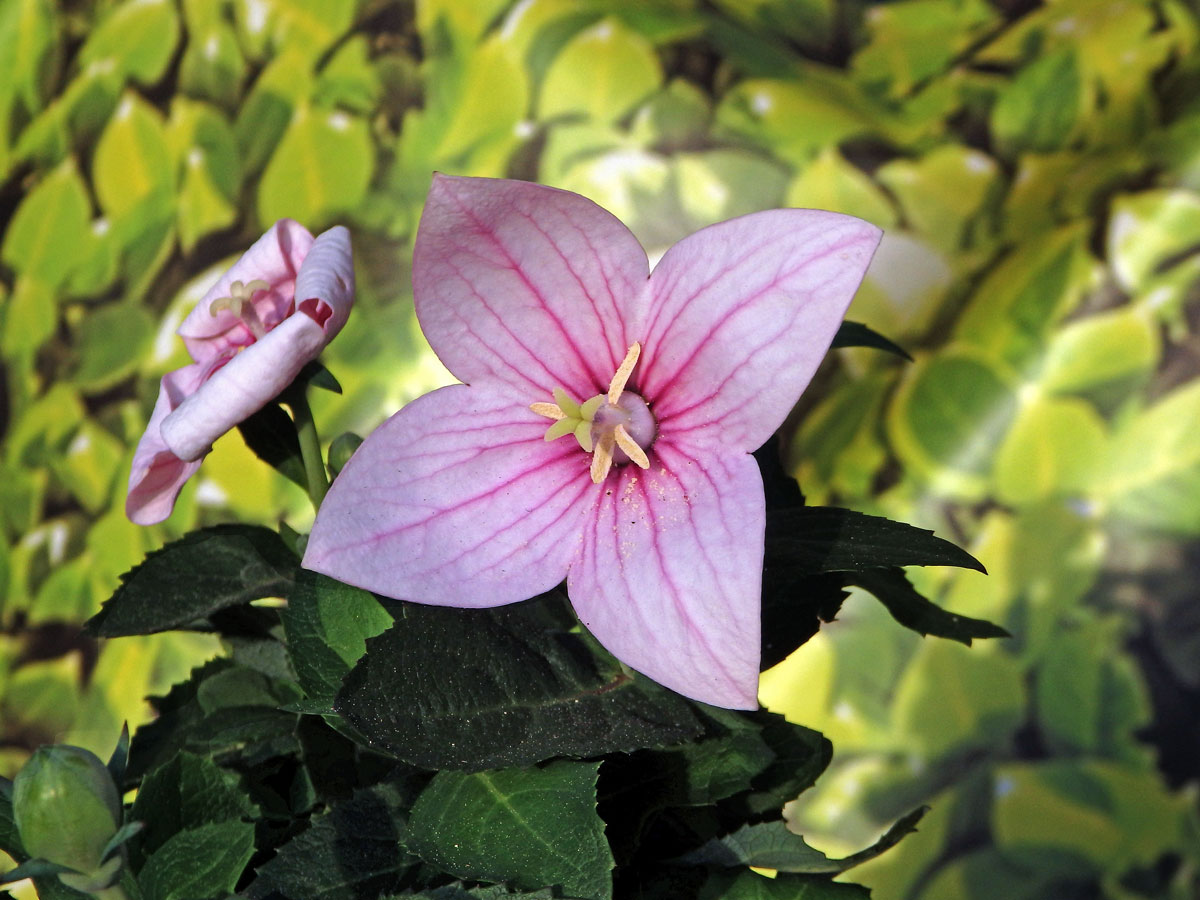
[590, 431, 616, 483]
[530, 402, 565, 420]
[608, 342, 641, 405]
[613, 424, 650, 470]
[209, 279, 271, 339]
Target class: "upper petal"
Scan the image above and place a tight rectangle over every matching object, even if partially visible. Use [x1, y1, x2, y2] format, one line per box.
[295, 225, 355, 337]
[413, 174, 650, 401]
[304, 382, 595, 605]
[179, 219, 315, 361]
[638, 209, 881, 452]
[567, 442, 764, 709]
[160, 310, 327, 461]
[126, 364, 207, 524]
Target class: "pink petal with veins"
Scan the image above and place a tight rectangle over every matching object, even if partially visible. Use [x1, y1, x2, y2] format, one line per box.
[567, 442, 765, 709]
[304, 382, 594, 605]
[414, 175, 650, 401]
[160, 227, 356, 461]
[126, 364, 207, 524]
[178, 219, 315, 362]
[639, 209, 881, 452]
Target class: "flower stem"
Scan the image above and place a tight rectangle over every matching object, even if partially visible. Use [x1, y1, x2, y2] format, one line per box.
[288, 388, 329, 510]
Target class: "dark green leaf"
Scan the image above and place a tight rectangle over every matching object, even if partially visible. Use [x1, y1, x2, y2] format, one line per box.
[336, 594, 702, 771]
[831, 320, 912, 360]
[129, 659, 301, 780]
[681, 820, 830, 871]
[246, 782, 416, 900]
[682, 807, 927, 874]
[137, 821, 255, 900]
[848, 568, 1010, 644]
[86, 525, 299, 637]
[280, 570, 393, 709]
[130, 753, 259, 860]
[765, 507, 986, 574]
[408, 761, 613, 900]
[759, 572, 848, 671]
[392, 885, 561, 899]
[727, 711, 832, 819]
[754, 434, 805, 511]
[697, 869, 872, 899]
[237, 403, 308, 490]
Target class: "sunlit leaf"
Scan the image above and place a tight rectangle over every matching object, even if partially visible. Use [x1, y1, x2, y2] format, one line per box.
[541, 18, 662, 123]
[92, 93, 175, 219]
[79, 0, 180, 85]
[1, 160, 93, 286]
[992, 394, 1106, 506]
[257, 104, 372, 229]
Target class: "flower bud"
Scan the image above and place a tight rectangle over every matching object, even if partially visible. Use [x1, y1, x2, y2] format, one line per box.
[13, 745, 124, 892]
[328, 431, 364, 476]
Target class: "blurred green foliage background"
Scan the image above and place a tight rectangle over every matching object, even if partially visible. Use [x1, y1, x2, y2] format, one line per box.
[2, 0, 1199, 897]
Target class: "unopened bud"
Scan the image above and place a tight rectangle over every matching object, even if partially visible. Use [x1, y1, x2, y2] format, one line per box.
[13, 745, 124, 892]
[328, 431, 364, 476]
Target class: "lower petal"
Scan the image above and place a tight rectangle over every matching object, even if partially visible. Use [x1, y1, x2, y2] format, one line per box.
[126, 365, 207, 524]
[567, 441, 764, 709]
[304, 383, 594, 606]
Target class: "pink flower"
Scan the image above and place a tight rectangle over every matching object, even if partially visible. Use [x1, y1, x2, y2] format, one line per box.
[126, 220, 355, 525]
[303, 175, 879, 708]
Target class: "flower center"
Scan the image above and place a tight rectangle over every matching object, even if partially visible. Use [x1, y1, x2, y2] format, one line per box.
[531, 342, 657, 483]
[209, 279, 270, 339]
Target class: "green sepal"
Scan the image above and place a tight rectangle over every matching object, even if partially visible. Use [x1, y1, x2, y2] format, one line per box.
[106, 723, 130, 790]
[832, 320, 912, 360]
[1, 858, 77, 885]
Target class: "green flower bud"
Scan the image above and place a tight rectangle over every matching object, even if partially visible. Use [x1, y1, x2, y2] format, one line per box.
[328, 431, 364, 476]
[13, 745, 124, 892]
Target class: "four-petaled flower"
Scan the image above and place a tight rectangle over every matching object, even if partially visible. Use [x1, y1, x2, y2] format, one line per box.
[303, 175, 880, 708]
[126, 220, 355, 525]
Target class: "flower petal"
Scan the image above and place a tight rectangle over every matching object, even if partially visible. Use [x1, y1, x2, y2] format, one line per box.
[567, 443, 764, 709]
[638, 209, 881, 452]
[178, 219, 315, 361]
[304, 383, 595, 605]
[413, 174, 650, 401]
[294, 225, 355, 336]
[126, 365, 206, 524]
[161, 309, 328, 461]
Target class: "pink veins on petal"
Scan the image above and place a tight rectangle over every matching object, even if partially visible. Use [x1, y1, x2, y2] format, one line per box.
[303, 174, 881, 709]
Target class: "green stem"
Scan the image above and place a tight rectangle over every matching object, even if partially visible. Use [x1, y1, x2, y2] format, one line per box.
[288, 388, 329, 509]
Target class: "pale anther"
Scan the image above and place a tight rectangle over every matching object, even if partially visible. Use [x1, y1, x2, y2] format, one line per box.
[209, 279, 270, 339]
[530, 402, 565, 420]
[590, 431, 616, 484]
[608, 342, 641, 405]
[613, 425, 650, 470]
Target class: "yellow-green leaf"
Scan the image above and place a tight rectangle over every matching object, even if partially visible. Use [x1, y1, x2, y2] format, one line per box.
[256, 104, 372, 229]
